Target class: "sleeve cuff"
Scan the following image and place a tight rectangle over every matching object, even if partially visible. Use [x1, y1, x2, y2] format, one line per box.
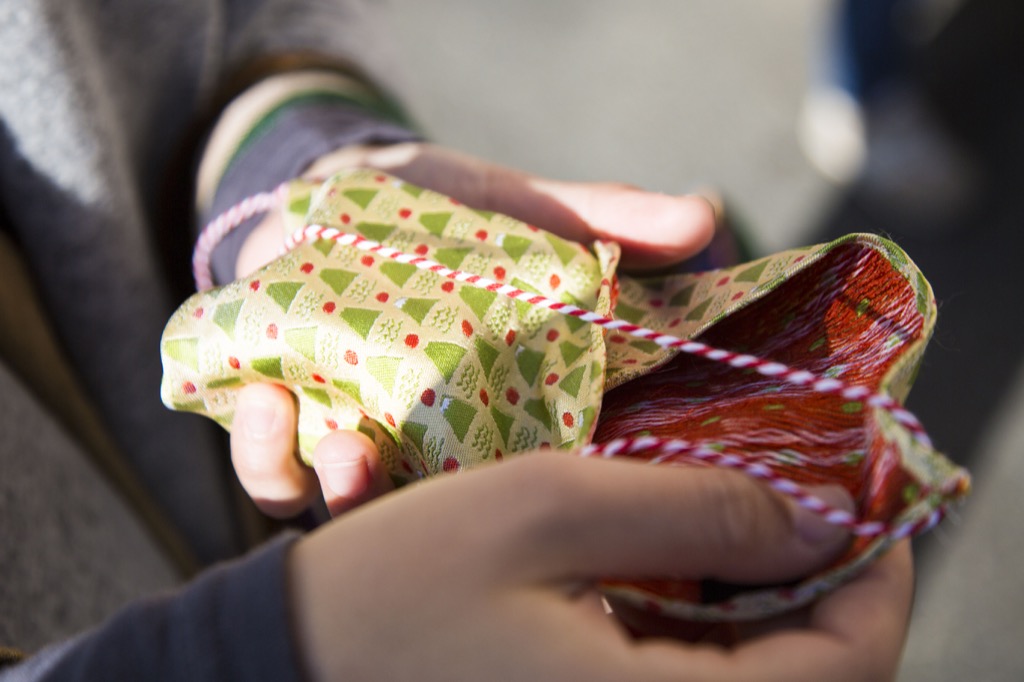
[198, 70, 423, 286]
[19, 533, 305, 682]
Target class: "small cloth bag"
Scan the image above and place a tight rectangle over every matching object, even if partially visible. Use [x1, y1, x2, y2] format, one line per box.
[162, 169, 969, 620]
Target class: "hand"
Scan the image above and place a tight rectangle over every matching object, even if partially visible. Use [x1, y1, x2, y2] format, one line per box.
[288, 453, 913, 682]
[229, 388, 394, 518]
[230, 142, 718, 518]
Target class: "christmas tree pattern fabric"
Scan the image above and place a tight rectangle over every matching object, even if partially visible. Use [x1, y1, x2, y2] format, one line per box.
[162, 169, 968, 620]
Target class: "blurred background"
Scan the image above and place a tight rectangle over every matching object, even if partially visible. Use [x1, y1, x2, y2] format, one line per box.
[379, 1, 1024, 679]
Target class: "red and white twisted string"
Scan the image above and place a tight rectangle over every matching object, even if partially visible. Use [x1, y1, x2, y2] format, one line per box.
[576, 437, 953, 539]
[283, 223, 933, 445]
[194, 187, 962, 540]
[193, 184, 290, 292]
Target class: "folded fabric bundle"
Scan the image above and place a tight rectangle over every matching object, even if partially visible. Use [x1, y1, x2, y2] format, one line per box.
[161, 169, 968, 620]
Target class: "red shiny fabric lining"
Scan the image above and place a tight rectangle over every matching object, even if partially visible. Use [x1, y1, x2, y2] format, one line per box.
[595, 244, 924, 607]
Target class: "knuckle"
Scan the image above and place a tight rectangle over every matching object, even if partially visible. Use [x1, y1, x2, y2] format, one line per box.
[493, 454, 587, 536]
[698, 471, 787, 554]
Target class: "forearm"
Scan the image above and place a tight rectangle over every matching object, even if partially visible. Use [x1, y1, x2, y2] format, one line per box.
[1, 535, 303, 682]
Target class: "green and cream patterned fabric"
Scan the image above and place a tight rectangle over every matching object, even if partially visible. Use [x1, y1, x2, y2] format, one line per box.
[161, 170, 968, 620]
[168, 170, 620, 477]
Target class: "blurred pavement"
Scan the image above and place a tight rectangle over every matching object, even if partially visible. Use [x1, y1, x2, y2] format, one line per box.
[381, 1, 1023, 679]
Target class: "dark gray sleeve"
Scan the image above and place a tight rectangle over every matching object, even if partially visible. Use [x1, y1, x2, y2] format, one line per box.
[203, 98, 422, 286]
[1, 534, 306, 682]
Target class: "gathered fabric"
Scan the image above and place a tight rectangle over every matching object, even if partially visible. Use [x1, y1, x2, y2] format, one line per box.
[163, 170, 969, 620]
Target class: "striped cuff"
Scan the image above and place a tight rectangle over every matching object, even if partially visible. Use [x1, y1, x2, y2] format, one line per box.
[198, 70, 422, 286]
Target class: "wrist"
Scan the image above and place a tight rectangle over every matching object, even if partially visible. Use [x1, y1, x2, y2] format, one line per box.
[196, 69, 421, 287]
[285, 531, 343, 682]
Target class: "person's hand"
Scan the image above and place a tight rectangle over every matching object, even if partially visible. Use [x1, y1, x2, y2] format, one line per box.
[229, 142, 718, 518]
[288, 452, 913, 682]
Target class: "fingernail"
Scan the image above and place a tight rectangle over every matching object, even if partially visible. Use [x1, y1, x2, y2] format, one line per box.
[791, 485, 854, 547]
[242, 400, 278, 439]
[320, 456, 368, 498]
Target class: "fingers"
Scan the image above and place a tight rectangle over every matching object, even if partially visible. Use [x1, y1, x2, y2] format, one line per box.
[311, 430, 395, 517]
[667, 542, 914, 682]
[490, 455, 851, 585]
[289, 451, 909, 682]
[232, 385, 395, 518]
[231, 383, 319, 518]
[499, 177, 717, 270]
[810, 540, 913, 645]
[306, 142, 716, 269]
[797, 540, 914, 679]
[532, 450, 909, 679]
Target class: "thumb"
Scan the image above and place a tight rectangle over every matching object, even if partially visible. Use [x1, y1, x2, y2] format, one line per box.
[498, 456, 852, 585]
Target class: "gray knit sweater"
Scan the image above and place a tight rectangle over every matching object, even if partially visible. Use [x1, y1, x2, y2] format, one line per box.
[0, 0, 405, 563]
[0, 0, 417, 677]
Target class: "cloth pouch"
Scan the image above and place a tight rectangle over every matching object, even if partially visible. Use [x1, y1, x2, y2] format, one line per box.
[161, 169, 968, 620]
